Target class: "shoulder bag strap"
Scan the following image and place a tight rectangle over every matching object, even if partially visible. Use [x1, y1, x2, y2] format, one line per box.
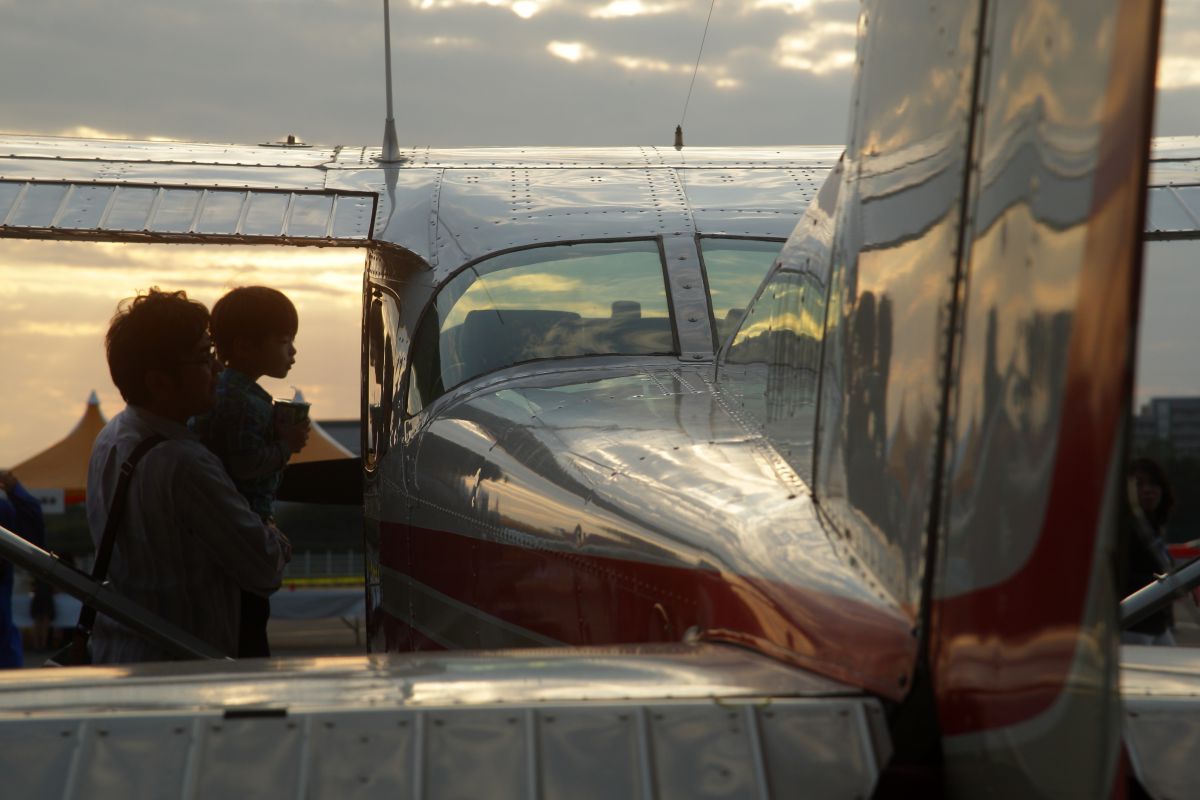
[68, 433, 166, 661]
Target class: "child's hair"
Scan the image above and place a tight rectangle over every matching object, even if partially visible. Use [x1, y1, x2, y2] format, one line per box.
[106, 288, 210, 404]
[210, 286, 298, 361]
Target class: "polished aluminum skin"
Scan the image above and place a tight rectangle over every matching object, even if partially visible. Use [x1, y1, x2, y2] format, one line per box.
[928, 0, 1159, 795]
[374, 355, 915, 696]
[1122, 645, 1200, 800]
[0, 644, 889, 800]
[0, 0, 1181, 791]
[357, 135, 920, 699]
[3, 134, 1195, 247]
[721, 0, 1156, 795]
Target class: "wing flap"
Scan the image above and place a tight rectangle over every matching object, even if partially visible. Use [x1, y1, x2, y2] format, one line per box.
[0, 180, 375, 245]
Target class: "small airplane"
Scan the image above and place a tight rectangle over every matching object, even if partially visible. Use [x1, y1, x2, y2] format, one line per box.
[0, 0, 1194, 796]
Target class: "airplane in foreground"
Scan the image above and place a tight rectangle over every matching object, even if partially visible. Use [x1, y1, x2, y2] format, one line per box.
[0, 0, 1195, 796]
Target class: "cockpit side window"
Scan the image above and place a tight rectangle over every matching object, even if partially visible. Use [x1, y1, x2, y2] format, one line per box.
[407, 240, 674, 414]
[698, 238, 785, 346]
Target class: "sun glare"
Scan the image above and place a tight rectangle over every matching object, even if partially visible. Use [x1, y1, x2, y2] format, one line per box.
[775, 23, 857, 75]
[511, 0, 540, 18]
[612, 55, 680, 73]
[1159, 56, 1200, 89]
[750, 0, 816, 13]
[413, 0, 544, 17]
[547, 41, 593, 63]
[589, 0, 680, 19]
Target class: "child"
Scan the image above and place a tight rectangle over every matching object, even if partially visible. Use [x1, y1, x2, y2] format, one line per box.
[198, 286, 309, 657]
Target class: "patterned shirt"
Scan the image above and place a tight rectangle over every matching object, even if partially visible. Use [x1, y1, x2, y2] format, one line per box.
[87, 406, 285, 662]
[194, 368, 290, 520]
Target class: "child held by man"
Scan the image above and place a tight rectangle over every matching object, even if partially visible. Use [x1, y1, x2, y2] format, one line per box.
[196, 286, 309, 657]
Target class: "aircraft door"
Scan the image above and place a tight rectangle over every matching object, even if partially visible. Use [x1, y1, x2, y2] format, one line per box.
[364, 284, 402, 474]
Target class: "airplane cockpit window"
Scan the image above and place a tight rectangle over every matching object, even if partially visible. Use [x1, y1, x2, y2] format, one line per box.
[365, 287, 401, 469]
[699, 238, 783, 346]
[407, 241, 674, 414]
[718, 262, 826, 484]
[1125, 240, 1200, 646]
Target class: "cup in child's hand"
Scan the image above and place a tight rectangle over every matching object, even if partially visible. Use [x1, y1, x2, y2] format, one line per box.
[274, 399, 310, 426]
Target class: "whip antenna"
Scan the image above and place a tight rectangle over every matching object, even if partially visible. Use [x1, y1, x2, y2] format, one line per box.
[676, 0, 718, 149]
[380, 0, 401, 162]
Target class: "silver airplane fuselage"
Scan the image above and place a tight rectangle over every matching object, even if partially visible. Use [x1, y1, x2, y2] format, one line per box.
[357, 149, 918, 699]
[0, 0, 1186, 792]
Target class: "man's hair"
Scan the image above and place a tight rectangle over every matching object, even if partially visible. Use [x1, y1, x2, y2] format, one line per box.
[106, 288, 211, 404]
[210, 286, 299, 362]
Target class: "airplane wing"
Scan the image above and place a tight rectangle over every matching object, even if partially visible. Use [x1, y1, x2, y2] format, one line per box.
[0, 134, 377, 246]
[0, 644, 891, 797]
[7, 132, 1194, 248]
[1147, 135, 1200, 240]
[0, 134, 842, 250]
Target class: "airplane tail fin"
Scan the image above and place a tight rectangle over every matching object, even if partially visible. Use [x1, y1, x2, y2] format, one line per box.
[802, 0, 1162, 793]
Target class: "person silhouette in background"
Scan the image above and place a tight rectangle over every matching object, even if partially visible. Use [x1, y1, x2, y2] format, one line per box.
[1123, 457, 1177, 646]
[0, 469, 45, 667]
[87, 288, 288, 662]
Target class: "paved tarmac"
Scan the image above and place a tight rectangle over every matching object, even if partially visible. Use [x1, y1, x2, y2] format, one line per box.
[19, 616, 364, 667]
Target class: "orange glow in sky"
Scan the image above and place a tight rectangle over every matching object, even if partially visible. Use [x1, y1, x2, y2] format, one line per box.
[0, 240, 363, 466]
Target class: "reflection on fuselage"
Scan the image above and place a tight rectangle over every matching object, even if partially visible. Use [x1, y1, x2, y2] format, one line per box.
[361, 154, 913, 700]
[390, 361, 914, 697]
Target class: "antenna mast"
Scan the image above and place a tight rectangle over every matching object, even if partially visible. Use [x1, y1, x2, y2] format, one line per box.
[380, 0, 401, 162]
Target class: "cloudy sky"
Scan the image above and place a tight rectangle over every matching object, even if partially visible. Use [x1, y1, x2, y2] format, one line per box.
[0, 0, 1196, 465]
[0, 0, 866, 147]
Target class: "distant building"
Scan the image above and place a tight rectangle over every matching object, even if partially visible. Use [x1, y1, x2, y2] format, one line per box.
[1133, 397, 1200, 459]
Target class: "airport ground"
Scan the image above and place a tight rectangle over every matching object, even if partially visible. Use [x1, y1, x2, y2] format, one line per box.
[20, 616, 363, 667]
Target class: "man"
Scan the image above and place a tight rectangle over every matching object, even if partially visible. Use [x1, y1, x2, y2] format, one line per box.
[87, 288, 288, 662]
[0, 469, 45, 667]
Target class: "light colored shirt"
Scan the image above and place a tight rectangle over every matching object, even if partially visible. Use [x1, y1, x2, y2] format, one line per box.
[86, 406, 285, 663]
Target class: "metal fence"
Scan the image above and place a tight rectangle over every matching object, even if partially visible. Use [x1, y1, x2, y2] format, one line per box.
[27, 549, 363, 583]
[283, 549, 364, 580]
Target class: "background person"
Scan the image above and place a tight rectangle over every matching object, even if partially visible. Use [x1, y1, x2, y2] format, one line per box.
[1123, 457, 1177, 646]
[0, 469, 45, 667]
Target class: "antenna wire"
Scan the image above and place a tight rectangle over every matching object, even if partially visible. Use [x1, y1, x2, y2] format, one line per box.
[680, 0, 718, 127]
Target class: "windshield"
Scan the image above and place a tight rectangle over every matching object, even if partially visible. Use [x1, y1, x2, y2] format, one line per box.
[408, 240, 675, 413]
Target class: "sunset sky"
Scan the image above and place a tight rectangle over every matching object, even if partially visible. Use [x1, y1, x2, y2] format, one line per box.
[1, 0, 1197, 465]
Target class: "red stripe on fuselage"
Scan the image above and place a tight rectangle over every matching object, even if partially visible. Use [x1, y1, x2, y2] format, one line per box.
[380, 520, 916, 700]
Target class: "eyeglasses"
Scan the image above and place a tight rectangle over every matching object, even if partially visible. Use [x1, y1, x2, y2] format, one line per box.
[175, 343, 218, 367]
